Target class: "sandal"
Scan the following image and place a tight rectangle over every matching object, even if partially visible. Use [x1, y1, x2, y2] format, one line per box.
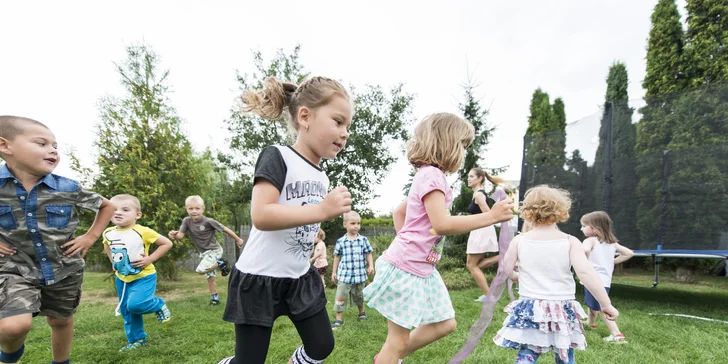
[331, 319, 344, 329]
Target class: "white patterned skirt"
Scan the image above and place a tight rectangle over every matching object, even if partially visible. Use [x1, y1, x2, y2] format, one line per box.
[467, 225, 498, 254]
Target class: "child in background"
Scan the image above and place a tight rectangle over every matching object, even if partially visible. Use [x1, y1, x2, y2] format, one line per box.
[311, 229, 329, 287]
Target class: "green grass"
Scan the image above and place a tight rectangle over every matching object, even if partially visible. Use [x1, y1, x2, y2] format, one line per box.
[20, 270, 728, 363]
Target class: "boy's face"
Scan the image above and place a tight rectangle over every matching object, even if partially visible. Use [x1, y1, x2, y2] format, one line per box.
[111, 199, 141, 228]
[186, 201, 204, 221]
[0, 124, 59, 177]
[343, 216, 361, 235]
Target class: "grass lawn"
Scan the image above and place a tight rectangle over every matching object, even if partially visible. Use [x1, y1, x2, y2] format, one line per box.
[20, 269, 728, 363]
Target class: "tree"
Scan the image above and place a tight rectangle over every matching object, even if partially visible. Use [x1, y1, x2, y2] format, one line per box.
[77, 43, 208, 280]
[684, 0, 728, 87]
[643, 0, 687, 97]
[224, 46, 414, 239]
[523, 89, 567, 188]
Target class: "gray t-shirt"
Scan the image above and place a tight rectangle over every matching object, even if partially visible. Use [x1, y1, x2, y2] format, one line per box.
[179, 216, 224, 252]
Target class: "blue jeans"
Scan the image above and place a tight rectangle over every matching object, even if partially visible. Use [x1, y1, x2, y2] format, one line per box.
[115, 274, 165, 343]
[515, 348, 575, 364]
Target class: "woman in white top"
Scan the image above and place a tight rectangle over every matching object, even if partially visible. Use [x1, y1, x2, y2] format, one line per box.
[580, 211, 634, 344]
[493, 186, 619, 364]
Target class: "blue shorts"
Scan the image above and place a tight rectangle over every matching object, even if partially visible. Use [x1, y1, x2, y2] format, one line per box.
[584, 286, 610, 311]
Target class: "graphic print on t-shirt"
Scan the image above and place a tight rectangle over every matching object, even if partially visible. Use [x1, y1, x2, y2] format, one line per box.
[284, 199, 322, 259]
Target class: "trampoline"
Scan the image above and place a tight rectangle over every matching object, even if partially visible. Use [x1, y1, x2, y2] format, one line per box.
[633, 249, 728, 287]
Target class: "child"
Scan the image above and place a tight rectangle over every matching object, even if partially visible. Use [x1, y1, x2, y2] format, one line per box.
[0, 116, 115, 364]
[364, 113, 516, 364]
[168, 195, 244, 306]
[465, 167, 504, 302]
[311, 229, 328, 287]
[493, 186, 619, 364]
[580, 211, 634, 343]
[331, 211, 374, 329]
[217, 76, 354, 364]
[102, 194, 173, 351]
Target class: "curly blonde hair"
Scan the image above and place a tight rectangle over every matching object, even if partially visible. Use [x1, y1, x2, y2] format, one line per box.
[519, 185, 571, 226]
[407, 112, 474, 174]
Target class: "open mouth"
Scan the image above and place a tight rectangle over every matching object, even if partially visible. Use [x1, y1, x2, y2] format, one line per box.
[44, 158, 57, 164]
[333, 142, 343, 151]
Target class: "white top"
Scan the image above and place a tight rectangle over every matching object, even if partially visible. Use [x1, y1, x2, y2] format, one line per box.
[236, 145, 329, 278]
[518, 237, 576, 301]
[587, 239, 617, 287]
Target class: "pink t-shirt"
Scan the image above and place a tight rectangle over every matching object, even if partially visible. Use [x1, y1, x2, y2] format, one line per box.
[313, 241, 328, 268]
[383, 165, 452, 278]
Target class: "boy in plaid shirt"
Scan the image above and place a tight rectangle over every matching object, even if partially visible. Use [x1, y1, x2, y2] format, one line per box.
[331, 211, 373, 329]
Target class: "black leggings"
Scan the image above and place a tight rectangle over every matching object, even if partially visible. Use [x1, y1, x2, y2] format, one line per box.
[231, 308, 334, 364]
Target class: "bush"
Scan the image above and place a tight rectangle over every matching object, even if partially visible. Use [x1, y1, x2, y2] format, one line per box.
[440, 268, 478, 291]
[437, 255, 464, 272]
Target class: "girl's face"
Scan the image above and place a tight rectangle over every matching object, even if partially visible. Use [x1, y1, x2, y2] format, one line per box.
[467, 170, 482, 188]
[580, 223, 595, 237]
[299, 95, 353, 164]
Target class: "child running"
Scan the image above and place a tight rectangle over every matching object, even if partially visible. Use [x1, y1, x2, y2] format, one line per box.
[102, 194, 173, 352]
[311, 229, 328, 287]
[217, 76, 354, 364]
[364, 112, 515, 364]
[580, 211, 634, 344]
[493, 186, 619, 364]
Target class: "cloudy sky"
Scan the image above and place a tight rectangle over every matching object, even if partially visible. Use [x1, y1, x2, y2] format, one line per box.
[1, 0, 682, 214]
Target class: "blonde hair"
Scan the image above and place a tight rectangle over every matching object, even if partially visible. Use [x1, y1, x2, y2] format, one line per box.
[343, 210, 360, 223]
[470, 167, 505, 187]
[241, 76, 350, 137]
[111, 194, 142, 212]
[185, 195, 204, 207]
[519, 185, 571, 226]
[407, 113, 474, 174]
[581, 211, 619, 244]
[0, 115, 49, 140]
[317, 229, 326, 241]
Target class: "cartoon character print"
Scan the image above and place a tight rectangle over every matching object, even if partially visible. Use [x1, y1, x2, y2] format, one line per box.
[110, 242, 142, 276]
[283, 201, 317, 259]
[426, 209, 451, 265]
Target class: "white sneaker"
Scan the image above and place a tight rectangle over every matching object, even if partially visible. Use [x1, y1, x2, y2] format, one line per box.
[474, 295, 487, 302]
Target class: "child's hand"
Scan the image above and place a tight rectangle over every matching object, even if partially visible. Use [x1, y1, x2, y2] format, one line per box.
[331, 272, 338, 284]
[490, 199, 516, 223]
[61, 233, 97, 257]
[367, 266, 374, 275]
[236, 238, 244, 248]
[320, 186, 352, 220]
[131, 253, 154, 269]
[0, 242, 16, 257]
[168, 230, 179, 239]
[601, 305, 619, 321]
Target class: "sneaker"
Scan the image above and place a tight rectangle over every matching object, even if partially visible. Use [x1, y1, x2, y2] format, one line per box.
[475, 295, 487, 302]
[603, 334, 627, 344]
[217, 357, 234, 364]
[209, 299, 220, 306]
[120, 338, 147, 352]
[218, 258, 231, 276]
[358, 312, 369, 321]
[331, 319, 344, 329]
[156, 304, 171, 323]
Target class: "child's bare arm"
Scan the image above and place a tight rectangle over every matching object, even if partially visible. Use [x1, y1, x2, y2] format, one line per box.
[252, 181, 351, 231]
[569, 237, 619, 320]
[132, 236, 173, 269]
[393, 199, 407, 233]
[424, 191, 514, 236]
[614, 243, 635, 265]
[168, 230, 184, 240]
[331, 255, 341, 284]
[366, 252, 374, 275]
[502, 236, 520, 282]
[582, 238, 595, 258]
[222, 226, 245, 248]
[62, 198, 115, 257]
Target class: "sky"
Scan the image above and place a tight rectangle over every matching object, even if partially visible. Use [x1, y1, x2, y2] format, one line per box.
[1, 0, 682, 214]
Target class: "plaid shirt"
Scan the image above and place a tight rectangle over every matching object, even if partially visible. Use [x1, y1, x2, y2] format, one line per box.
[0, 165, 103, 285]
[333, 233, 373, 284]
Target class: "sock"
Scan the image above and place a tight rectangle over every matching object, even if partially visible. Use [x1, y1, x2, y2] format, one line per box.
[212, 293, 219, 301]
[51, 360, 70, 364]
[0, 345, 24, 363]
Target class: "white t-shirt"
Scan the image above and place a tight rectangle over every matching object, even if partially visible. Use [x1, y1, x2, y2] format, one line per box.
[587, 239, 617, 287]
[235, 145, 329, 278]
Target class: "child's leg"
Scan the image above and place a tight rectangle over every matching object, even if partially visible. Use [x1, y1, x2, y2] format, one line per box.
[586, 308, 598, 326]
[125, 275, 166, 342]
[466, 254, 490, 295]
[352, 283, 365, 314]
[554, 348, 575, 364]
[207, 276, 217, 296]
[289, 308, 334, 364]
[514, 348, 541, 363]
[229, 323, 273, 364]
[333, 283, 350, 322]
[376, 320, 411, 364]
[401, 318, 456, 358]
[46, 316, 73, 362]
[599, 311, 622, 336]
[0, 314, 32, 363]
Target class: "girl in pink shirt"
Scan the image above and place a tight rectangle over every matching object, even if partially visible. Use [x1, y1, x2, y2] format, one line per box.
[364, 112, 516, 364]
[310, 229, 329, 287]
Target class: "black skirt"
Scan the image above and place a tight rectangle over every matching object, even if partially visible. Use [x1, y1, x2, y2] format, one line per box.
[223, 265, 327, 327]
